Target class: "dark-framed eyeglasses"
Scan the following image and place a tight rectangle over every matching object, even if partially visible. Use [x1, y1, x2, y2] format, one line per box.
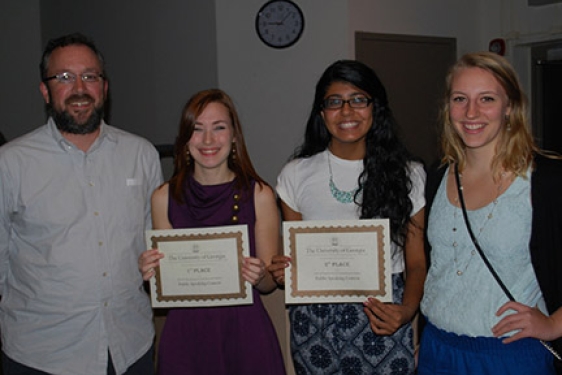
[322, 96, 373, 110]
[43, 72, 105, 84]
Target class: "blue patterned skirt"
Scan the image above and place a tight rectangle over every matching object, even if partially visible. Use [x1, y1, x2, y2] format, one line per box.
[288, 273, 414, 375]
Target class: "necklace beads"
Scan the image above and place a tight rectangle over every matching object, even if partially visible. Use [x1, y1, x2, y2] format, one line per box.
[327, 154, 359, 204]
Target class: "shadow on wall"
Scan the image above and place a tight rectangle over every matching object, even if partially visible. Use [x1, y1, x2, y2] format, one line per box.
[156, 144, 175, 181]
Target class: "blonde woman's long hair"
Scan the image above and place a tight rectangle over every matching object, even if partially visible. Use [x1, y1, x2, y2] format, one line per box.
[440, 51, 539, 179]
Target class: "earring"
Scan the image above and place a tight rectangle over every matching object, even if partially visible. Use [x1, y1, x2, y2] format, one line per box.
[185, 148, 190, 166]
[506, 123, 512, 132]
[230, 142, 237, 162]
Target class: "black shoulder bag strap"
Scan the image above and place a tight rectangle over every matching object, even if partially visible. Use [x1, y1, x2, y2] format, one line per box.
[454, 163, 561, 361]
[454, 163, 514, 300]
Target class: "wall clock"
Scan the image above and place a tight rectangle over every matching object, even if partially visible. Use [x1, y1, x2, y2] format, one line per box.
[255, 0, 304, 49]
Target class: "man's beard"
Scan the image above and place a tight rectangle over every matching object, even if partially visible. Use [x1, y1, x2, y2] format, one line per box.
[48, 94, 105, 135]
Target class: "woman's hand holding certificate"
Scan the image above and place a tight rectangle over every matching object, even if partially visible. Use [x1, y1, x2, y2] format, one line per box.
[283, 219, 393, 304]
[143, 225, 253, 308]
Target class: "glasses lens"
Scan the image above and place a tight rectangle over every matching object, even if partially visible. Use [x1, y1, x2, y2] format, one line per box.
[349, 97, 370, 108]
[82, 73, 103, 83]
[323, 98, 343, 109]
[57, 72, 76, 84]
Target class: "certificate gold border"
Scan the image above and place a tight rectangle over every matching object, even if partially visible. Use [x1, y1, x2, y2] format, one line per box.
[285, 221, 390, 302]
[148, 229, 247, 303]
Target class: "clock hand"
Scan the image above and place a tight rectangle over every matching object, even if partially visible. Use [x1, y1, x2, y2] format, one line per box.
[280, 12, 292, 25]
[267, 12, 292, 26]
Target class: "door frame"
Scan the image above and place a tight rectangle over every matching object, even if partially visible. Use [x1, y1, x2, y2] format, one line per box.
[355, 32, 457, 166]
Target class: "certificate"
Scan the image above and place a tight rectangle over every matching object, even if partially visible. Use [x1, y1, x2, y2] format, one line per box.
[145, 225, 253, 308]
[283, 219, 392, 304]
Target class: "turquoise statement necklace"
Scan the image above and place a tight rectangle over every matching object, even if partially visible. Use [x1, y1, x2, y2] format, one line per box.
[328, 153, 359, 204]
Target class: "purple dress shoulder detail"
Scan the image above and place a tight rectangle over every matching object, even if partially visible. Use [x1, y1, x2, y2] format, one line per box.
[158, 176, 286, 375]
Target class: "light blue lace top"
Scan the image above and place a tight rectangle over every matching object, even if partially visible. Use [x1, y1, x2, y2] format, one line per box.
[421, 167, 546, 337]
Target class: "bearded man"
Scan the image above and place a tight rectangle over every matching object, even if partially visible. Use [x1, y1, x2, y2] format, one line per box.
[0, 33, 162, 375]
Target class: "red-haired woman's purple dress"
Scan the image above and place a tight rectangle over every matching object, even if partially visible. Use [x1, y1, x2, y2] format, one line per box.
[157, 176, 286, 375]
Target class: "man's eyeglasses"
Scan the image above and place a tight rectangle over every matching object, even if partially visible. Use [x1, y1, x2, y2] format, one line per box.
[43, 72, 105, 84]
[322, 96, 373, 110]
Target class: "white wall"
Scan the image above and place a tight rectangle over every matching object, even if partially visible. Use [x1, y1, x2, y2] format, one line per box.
[348, 0, 497, 57]
[501, 0, 562, 37]
[216, 0, 349, 187]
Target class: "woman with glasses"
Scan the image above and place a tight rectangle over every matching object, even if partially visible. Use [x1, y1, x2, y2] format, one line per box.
[269, 60, 426, 374]
[138, 89, 286, 375]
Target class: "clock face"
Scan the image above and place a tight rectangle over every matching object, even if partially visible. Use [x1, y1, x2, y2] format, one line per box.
[255, 0, 304, 49]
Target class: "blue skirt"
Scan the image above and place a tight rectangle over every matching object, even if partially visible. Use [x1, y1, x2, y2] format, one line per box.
[417, 320, 556, 375]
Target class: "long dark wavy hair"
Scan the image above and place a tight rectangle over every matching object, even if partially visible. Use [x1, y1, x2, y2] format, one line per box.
[294, 60, 415, 246]
[169, 89, 266, 204]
